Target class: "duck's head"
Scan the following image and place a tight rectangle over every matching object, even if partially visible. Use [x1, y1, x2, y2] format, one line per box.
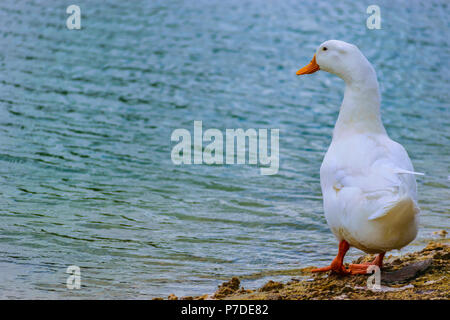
[297, 40, 372, 83]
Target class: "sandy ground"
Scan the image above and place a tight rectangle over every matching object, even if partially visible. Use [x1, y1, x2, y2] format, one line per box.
[161, 234, 449, 300]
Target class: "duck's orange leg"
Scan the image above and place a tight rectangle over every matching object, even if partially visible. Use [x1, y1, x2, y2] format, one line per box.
[348, 252, 385, 275]
[311, 240, 350, 275]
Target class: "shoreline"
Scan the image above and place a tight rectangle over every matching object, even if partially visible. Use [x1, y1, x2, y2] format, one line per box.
[161, 236, 449, 300]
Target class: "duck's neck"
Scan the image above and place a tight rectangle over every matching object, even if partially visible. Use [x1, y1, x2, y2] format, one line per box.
[333, 63, 386, 140]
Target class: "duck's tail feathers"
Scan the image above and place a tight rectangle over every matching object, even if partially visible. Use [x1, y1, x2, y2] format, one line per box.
[368, 196, 419, 221]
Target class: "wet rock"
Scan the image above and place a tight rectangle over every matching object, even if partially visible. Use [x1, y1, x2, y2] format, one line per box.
[259, 280, 284, 292]
[381, 259, 432, 283]
[433, 230, 447, 238]
[212, 277, 241, 299]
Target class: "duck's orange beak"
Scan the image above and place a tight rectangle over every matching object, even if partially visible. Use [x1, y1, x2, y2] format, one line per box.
[296, 54, 320, 75]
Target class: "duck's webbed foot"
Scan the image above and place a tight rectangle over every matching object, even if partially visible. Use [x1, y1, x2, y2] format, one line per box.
[311, 263, 350, 275]
[348, 252, 385, 275]
[311, 240, 351, 275]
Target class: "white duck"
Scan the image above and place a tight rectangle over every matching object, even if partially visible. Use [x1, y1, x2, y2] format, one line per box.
[297, 40, 421, 274]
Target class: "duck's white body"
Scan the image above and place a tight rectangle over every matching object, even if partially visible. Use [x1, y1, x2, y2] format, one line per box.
[321, 132, 419, 254]
[301, 40, 420, 254]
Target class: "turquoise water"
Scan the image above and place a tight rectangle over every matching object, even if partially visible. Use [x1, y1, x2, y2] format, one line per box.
[0, 0, 448, 298]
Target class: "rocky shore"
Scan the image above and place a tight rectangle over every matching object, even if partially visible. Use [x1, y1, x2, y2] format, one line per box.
[162, 236, 449, 300]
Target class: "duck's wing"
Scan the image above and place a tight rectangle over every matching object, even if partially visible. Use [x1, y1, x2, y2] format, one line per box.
[321, 134, 421, 220]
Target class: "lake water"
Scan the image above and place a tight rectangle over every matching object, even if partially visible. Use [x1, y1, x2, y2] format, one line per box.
[0, 0, 448, 299]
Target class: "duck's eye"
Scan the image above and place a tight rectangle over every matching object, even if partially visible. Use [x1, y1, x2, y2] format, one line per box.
[322, 47, 328, 51]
